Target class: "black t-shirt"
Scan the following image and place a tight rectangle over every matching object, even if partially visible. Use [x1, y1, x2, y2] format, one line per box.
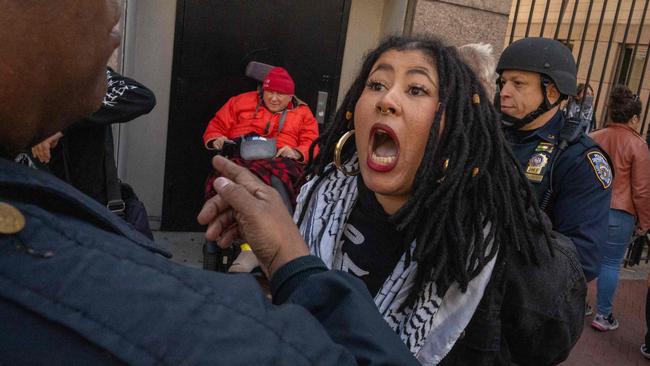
[340, 177, 410, 297]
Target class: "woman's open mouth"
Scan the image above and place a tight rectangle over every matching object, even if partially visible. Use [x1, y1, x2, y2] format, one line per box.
[367, 124, 399, 172]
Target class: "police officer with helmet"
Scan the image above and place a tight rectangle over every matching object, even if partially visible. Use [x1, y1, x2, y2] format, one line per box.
[496, 37, 611, 282]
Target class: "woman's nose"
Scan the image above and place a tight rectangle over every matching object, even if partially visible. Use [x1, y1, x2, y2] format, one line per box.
[375, 90, 402, 116]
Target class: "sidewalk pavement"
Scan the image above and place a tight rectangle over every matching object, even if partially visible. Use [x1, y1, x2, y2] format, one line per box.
[563, 264, 650, 366]
[154, 232, 650, 365]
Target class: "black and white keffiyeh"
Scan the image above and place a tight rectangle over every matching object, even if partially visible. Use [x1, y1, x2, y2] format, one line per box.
[294, 155, 497, 365]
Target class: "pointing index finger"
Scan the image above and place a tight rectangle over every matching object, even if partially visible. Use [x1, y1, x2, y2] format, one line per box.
[212, 156, 268, 194]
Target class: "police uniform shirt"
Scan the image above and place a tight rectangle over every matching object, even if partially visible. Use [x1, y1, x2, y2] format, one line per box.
[339, 177, 410, 297]
[505, 110, 612, 281]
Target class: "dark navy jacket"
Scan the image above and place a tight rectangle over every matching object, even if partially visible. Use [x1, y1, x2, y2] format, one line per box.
[0, 158, 417, 365]
[505, 111, 611, 281]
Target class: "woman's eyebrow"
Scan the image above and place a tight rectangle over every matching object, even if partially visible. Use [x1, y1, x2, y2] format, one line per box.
[369, 64, 437, 87]
[369, 63, 393, 76]
[408, 67, 436, 87]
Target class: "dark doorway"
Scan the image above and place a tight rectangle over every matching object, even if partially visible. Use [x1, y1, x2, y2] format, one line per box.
[162, 0, 351, 231]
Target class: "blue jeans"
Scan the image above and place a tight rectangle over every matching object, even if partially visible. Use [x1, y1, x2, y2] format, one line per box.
[596, 209, 636, 316]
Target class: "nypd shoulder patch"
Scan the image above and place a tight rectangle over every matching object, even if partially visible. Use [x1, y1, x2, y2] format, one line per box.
[587, 151, 612, 189]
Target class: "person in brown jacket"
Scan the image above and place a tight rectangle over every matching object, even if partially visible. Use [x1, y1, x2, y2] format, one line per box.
[589, 85, 650, 331]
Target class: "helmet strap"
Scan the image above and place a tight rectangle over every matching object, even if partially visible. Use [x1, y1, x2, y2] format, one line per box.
[499, 76, 561, 130]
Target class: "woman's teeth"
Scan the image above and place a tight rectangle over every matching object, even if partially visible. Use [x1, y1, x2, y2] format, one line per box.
[371, 152, 396, 164]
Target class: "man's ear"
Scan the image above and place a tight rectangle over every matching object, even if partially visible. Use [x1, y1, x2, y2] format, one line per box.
[546, 83, 561, 104]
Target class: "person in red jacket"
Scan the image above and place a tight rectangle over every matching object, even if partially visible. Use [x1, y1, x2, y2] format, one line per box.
[202, 67, 319, 273]
[203, 67, 318, 162]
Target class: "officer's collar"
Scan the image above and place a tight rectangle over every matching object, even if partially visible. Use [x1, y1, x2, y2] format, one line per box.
[516, 110, 563, 143]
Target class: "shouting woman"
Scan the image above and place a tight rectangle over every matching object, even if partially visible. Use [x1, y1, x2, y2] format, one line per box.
[295, 36, 586, 365]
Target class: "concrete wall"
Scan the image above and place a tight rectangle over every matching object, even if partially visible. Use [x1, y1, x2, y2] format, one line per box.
[381, 0, 410, 38]
[117, 0, 177, 229]
[411, 0, 511, 55]
[337, 0, 409, 106]
[337, 0, 385, 107]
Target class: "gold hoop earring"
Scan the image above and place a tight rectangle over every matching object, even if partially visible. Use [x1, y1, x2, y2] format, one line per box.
[334, 130, 360, 176]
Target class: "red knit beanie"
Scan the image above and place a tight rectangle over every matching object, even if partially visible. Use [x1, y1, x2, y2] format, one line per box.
[262, 67, 295, 95]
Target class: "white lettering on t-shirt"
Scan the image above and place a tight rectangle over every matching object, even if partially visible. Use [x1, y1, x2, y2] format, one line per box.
[343, 224, 365, 245]
[342, 252, 369, 277]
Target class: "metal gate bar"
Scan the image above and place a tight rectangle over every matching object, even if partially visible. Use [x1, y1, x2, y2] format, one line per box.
[565, 0, 581, 43]
[575, 0, 596, 69]
[593, 0, 624, 119]
[610, 0, 638, 90]
[636, 36, 650, 97]
[581, 0, 609, 107]
[525, 0, 538, 37]
[510, 0, 522, 44]
[600, 0, 637, 117]
[639, 32, 650, 133]
[643, 79, 650, 134]
[553, 0, 569, 39]
[624, 0, 650, 85]
[540, 0, 553, 36]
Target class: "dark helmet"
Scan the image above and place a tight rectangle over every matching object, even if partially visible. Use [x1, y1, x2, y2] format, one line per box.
[497, 37, 577, 97]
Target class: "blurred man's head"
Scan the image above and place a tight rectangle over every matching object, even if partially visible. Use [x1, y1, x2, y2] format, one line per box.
[262, 67, 294, 113]
[457, 43, 497, 101]
[0, 0, 121, 156]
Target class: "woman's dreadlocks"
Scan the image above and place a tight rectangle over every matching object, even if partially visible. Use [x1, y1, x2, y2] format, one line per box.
[299, 35, 552, 307]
